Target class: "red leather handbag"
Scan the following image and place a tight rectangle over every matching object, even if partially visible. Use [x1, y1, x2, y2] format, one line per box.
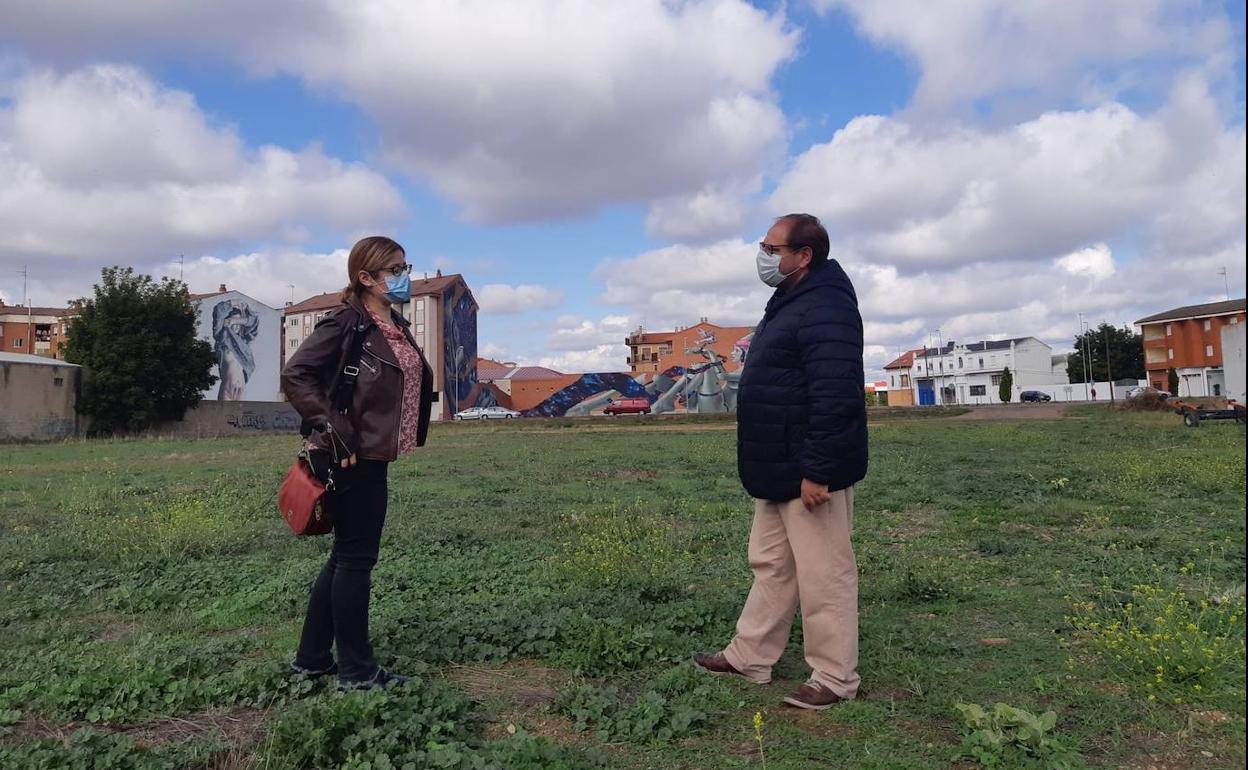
[278, 453, 335, 536]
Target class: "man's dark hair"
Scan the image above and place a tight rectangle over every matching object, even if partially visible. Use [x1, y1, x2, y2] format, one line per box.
[776, 213, 830, 268]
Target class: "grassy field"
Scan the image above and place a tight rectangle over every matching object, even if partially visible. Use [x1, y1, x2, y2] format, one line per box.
[0, 408, 1243, 769]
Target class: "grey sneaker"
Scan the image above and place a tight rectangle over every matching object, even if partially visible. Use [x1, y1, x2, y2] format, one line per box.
[290, 661, 338, 678]
[337, 667, 411, 691]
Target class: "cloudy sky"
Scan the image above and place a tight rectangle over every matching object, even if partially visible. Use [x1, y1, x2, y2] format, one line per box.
[1, 0, 1244, 376]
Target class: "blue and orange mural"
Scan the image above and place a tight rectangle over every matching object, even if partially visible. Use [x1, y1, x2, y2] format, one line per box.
[513, 330, 754, 418]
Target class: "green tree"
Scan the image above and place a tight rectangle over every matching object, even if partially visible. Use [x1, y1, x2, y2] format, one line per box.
[64, 267, 216, 435]
[1167, 367, 1180, 396]
[1067, 323, 1144, 383]
[999, 367, 1013, 403]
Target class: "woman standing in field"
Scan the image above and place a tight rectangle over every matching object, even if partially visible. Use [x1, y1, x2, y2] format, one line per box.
[281, 236, 434, 690]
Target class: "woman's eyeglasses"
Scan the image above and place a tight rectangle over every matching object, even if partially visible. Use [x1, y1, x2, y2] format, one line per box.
[375, 263, 413, 277]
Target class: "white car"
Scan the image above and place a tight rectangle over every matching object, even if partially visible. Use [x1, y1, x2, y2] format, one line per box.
[1125, 386, 1168, 400]
[454, 406, 520, 420]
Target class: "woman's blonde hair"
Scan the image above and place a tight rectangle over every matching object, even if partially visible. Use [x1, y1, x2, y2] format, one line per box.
[341, 236, 406, 303]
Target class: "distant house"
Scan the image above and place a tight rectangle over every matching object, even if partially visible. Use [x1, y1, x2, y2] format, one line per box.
[1135, 298, 1246, 397]
[625, 319, 754, 378]
[0, 300, 74, 359]
[905, 337, 1067, 405]
[882, 349, 923, 406]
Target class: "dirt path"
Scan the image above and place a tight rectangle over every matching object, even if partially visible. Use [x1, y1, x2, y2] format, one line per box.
[950, 403, 1073, 421]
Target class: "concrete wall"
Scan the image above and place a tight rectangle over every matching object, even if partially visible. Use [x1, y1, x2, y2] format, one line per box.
[150, 400, 302, 438]
[0, 360, 83, 441]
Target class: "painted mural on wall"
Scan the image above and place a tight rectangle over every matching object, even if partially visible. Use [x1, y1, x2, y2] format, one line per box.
[520, 373, 651, 418]
[193, 291, 281, 402]
[514, 330, 756, 418]
[442, 282, 480, 416]
[212, 299, 260, 400]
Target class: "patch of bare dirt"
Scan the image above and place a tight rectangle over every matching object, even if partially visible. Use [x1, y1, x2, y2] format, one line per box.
[951, 404, 1072, 421]
[5, 707, 270, 751]
[449, 660, 582, 745]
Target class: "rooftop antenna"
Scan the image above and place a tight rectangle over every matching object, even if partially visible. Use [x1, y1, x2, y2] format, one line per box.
[178, 254, 185, 282]
[1218, 266, 1229, 300]
[288, 284, 296, 305]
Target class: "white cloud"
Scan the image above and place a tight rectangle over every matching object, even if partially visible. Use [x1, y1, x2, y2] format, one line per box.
[1, 0, 797, 224]
[476, 283, 565, 315]
[645, 181, 757, 243]
[770, 75, 1244, 270]
[538, 345, 631, 374]
[0, 64, 404, 268]
[1056, 244, 1116, 281]
[813, 0, 1233, 110]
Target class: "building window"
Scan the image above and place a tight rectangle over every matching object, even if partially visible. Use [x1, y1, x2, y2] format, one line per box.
[978, 357, 984, 367]
[12, 338, 22, 348]
[1203, 320, 1212, 331]
[416, 299, 425, 312]
[890, 375, 895, 387]
[958, 357, 963, 368]
[900, 374, 910, 387]
[1206, 344, 1214, 356]
[1168, 348, 1174, 359]
[1165, 323, 1172, 336]
[1232, 316, 1240, 325]
[416, 323, 425, 334]
[990, 374, 1003, 386]
[288, 318, 298, 327]
[289, 339, 299, 349]
[53, 377, 65, 386]
[969, 385, 986, 396]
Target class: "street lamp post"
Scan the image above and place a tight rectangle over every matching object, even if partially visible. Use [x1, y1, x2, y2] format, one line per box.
[1104, 323, 1114, 401]
[1078, 313, 1090, 401]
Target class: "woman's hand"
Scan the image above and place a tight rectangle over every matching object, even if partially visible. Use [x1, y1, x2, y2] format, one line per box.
[340, 454, 358, 469]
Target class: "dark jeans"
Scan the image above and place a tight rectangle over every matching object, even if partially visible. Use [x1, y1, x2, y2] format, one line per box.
[295, 459, 389, 682]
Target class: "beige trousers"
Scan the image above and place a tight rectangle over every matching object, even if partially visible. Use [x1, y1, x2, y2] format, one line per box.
[722, 487, 859, 698]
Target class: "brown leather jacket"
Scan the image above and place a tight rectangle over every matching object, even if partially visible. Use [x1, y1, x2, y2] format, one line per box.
[281, 297, 435, 462]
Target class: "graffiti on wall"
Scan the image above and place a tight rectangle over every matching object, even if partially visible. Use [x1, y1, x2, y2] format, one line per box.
[442, 283, 480, 416]
[521, 373, 651, 418]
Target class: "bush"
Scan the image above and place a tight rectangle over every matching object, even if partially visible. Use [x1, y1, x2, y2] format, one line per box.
[1066, 579, 1246, 706]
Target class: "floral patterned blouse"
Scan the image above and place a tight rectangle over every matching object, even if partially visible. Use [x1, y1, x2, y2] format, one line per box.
[368, 308, 423, 455]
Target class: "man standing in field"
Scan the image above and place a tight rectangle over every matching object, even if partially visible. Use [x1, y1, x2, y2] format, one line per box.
[694, 213, 868, 710]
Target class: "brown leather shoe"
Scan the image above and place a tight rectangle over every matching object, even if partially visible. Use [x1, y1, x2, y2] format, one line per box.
[782, 681, 844, 710]
[692, 652, 769, 684]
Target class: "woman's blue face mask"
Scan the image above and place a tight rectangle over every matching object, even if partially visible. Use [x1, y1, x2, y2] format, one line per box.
[381, 272, 411, 304]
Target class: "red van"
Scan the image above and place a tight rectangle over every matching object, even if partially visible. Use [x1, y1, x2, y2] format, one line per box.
[603, 397, 651, 415]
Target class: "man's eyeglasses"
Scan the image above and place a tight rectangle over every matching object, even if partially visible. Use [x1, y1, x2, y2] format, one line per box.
[759, 242, 797, 256]
[375, 263, 413, 277]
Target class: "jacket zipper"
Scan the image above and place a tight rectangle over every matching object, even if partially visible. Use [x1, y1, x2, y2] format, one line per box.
[363, 346, 404, 460]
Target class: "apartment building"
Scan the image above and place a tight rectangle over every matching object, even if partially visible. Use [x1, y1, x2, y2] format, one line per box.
[1135, 298, 1246, 397]
[0, 300, 73, 359]
[283, 272, 478, 419]
[625, 319, 753, 377]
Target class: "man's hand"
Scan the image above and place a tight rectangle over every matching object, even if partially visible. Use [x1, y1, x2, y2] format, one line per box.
[800, 478, 830, 511]
[340, 453, 357, 469]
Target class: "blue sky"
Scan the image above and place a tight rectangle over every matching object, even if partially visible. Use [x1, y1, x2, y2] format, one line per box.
[1, 1, 1244, 375]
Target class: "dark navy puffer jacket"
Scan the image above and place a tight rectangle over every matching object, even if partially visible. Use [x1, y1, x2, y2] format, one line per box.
[737, 261, 868, 501]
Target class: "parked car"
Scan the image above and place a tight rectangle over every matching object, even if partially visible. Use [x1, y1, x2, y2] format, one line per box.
[1020, 390, 1052, 403]
[1125, 386, 1169, 400]
[455, 406, 519, 420]
[603, 397, 651, 415]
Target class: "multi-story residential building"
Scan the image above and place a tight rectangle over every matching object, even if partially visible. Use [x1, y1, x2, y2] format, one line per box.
[906, 337, 1067, 405]
[1135, 298, 1246, 397]
[282, 271, 478, 420]
[882, 349, 923, 406]
[0, 300, 73, 359]
[625, 319, 753, 378]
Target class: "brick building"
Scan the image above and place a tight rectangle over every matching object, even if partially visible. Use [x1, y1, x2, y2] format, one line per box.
[624, 319, 753, 378]
[0, 300, 73, 359]
[1136, 298, 1246, 397]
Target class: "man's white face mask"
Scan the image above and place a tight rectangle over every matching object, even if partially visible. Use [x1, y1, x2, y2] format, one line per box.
[756, 248, 796, 288]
